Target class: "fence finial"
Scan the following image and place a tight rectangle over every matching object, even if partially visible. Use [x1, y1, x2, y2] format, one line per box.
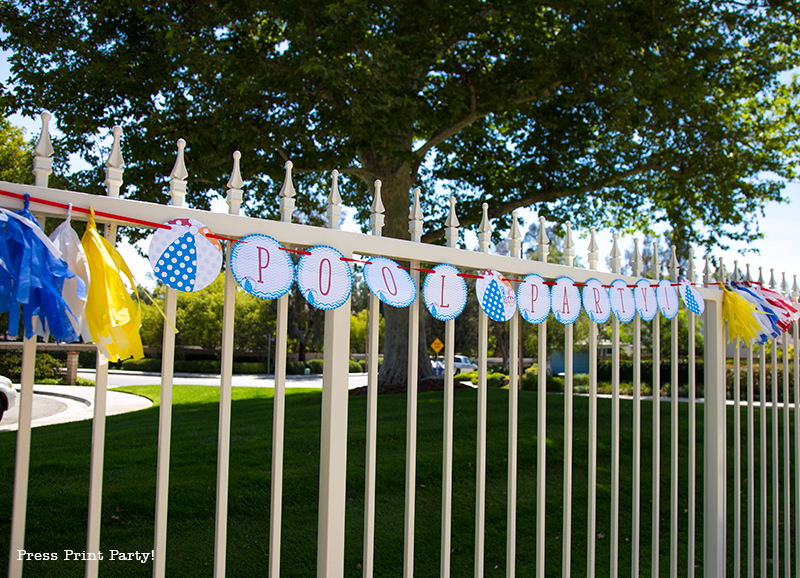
[279, 161, 295, 223]
[687, 248, 695, 283]
[508, 209, 522, 259]
[326, 169, 342, 230]
[758, 267, 765, 286]
[478, 202, 492, 253]
[370, 179, 385, 237]
[587, 227, 599, 271]
[104, 126, 124, 198]
[651, 241, 660, 279]
[745, 263, 752, 282]
[769, 268, 777, 289]
[793, 275, 799, 302]
[670, 245, 679, 283]
[226, 151, 243, 215]
[716, 258, 725, 283]
[610, 232, 621, 274]
[168, 139, 188, 207]
[409, 187, 423, 242]
[732, 261, 740, 282]
[563, 221, 575, 267]
[33, 111, 54, 187]
[781, 272, 789, 295]
[703, 254, 711, 285]
[536, 216, 550, 263]
[444, 196, 459, 248]
[633, 239, 642, 277]
[105, 125, 124, 169]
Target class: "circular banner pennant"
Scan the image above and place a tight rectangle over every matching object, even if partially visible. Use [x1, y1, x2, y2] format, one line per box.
[476, 269, 517, 322]
[423, 264, 468, 321]
[657, 279, 680, 319]
[363, 257, 416, 308]
[634, 279, 658, 321]
[550, 276, 581, 325]
[679, 279, 705, 314]
[609, 279, 636, 323]
[296, 245, 352, 310]
[148, 217, 223, 292]
[582, 279, 611, 324]
[230, 234, 294, 300]
[517, 274, 551, 324]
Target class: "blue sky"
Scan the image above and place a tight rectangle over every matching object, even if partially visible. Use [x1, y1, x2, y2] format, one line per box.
[2, 49, 799, 290]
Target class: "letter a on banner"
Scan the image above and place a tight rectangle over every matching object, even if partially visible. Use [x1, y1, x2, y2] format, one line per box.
[423, 264, 467, 321]
[551, 276, 581, 325]
[363, 256, 416, 308]
[296, 245, 352, 310]
[230, 234, 294, 300]
[517, 273, 550, 324]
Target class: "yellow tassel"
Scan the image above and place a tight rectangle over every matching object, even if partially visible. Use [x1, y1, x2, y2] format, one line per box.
[722, 285, 761, 345]
[80, 208, 144, 362]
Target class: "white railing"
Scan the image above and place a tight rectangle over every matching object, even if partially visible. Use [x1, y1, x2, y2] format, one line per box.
[1, 114, 798, 578]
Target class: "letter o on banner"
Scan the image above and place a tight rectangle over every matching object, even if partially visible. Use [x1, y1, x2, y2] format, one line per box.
[423, 264, 467, 321]
[609, 279, 636, 323]
[582, 278, 611, 324]
[550, 276, 581, 325]
[657, 279, 680, 319]
[296, 245, 352, 310]
[634, 279, 658, 321]
[230, 234, 295, 300]
[363, 256, 416, 308]
[517, 274, 550, 324]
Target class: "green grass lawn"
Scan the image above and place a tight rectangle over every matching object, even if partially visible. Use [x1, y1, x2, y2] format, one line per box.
[0, 386, 792, 577]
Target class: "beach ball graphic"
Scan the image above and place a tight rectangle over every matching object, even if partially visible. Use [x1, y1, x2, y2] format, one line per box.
[148, 218, 223, 292]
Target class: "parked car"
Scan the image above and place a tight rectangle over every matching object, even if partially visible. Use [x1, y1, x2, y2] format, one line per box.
[453, 355, 478, 375]
[0, 376, 17, 422]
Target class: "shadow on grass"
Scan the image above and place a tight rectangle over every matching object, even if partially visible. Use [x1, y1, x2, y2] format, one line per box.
[0, 385, 785, 577]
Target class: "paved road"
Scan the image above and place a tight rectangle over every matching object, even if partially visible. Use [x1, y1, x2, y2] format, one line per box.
[76, 369, 369, 389]
[0, 371, 369, 432]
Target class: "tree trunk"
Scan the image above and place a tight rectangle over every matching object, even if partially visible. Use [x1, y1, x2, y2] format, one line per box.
[359, 150, 435, 388]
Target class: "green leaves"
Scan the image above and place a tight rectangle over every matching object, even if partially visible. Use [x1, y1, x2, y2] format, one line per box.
[1, 0, 798, 248]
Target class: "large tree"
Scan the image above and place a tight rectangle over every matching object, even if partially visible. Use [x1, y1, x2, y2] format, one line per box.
[1, 0, 798, 384]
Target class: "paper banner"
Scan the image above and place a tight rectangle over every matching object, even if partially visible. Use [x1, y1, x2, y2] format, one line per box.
[230, 234, 294, 300]
[517, 274, 550, 324]
[422, 264, 467, 321]
[609, 279, 636, 323]
[679, 279, 705, 314]
[550, 276, 582, 325]
[363, 256, 416, 308]
[634, 279, 658, 321]
[657, 279, 680, 319]
[476, 269, 517, 322]
[149, 218, 223, 292]
[296, 245, 352, 310]
[582, 279, 611, 324]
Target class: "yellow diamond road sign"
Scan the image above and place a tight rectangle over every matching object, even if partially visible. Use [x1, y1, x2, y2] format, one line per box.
[431, 338, 444, 354]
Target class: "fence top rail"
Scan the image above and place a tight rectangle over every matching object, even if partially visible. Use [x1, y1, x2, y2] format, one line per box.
[0, 179, 724, 302]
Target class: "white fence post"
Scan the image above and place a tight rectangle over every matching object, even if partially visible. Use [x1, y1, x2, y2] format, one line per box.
[704, 265, 726, 577]
[535, 217, 550, 578]
[153, 139, 187, 578]
[8, 112, 52, 578]
[213, 151, 244, 578]
[316, 174, 352, 578]
[85, 124, 125, 578]
[506, 210, 522, 578]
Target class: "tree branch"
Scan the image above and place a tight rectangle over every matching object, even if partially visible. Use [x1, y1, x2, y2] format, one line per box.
[420, 160, 663, 242]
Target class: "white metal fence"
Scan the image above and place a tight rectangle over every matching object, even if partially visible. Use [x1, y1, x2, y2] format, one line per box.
[1, 116, 798, 577]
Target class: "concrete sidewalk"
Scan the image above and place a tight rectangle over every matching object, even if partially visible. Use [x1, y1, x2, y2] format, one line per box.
[0, 385, 153, 432]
